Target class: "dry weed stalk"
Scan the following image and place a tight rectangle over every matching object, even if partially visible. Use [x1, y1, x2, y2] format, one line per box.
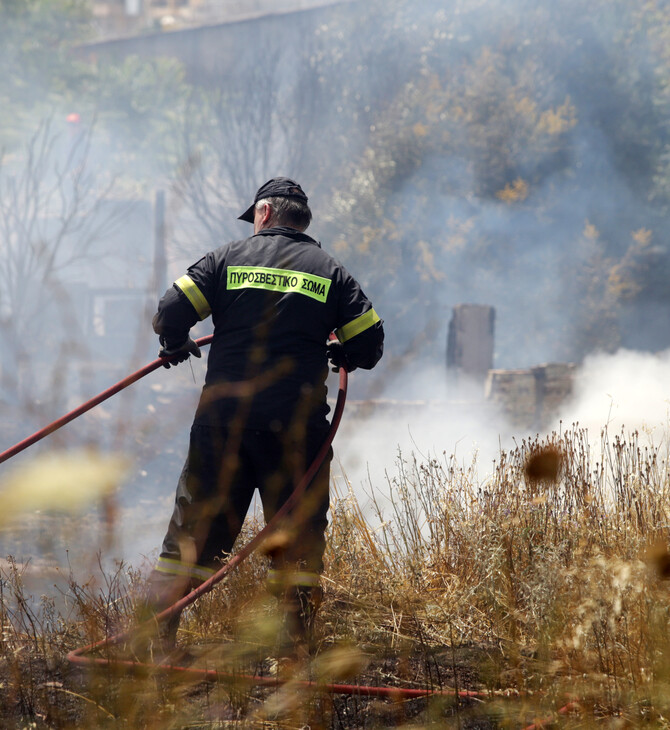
[2, 424, 670, 725]
[321, 425, 670, 723]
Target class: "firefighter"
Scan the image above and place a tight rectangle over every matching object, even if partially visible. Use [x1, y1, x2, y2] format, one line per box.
[141, 177, 384, 657]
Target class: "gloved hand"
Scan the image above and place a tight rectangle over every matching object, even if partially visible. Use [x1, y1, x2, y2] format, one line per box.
[326, 338, 352, 373]
[158, 337, 201, 368]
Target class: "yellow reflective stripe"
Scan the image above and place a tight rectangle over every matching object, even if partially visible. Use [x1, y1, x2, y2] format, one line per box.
[335, 308, 380, 343]
[155, 557, 216, 582]
[174, 275, 211, 320]
[267, 569, 321, 588]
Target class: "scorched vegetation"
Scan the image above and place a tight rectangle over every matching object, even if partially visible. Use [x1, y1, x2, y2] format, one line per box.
[1, 425, 670, 727]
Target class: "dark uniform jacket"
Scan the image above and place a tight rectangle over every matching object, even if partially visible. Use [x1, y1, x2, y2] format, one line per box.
[153, 226, 384, 431]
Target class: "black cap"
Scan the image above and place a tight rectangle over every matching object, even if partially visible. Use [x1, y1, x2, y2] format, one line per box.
[238, 177, 309, 223]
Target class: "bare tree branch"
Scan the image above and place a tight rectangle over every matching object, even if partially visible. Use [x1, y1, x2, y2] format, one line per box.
[167, 40, 324, 260]
[0, 115, 127, 402]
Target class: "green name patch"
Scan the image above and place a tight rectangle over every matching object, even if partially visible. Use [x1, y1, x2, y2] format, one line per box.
[227, 266, 331, 303]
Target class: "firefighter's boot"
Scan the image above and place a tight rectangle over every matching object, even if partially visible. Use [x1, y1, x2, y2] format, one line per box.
[280, 584, 323, 658]
[131, 569, 190, 660]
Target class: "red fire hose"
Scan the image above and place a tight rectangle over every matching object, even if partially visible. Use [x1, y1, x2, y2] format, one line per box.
[0, 337, 578, 721]
[0, 334, 213, 465]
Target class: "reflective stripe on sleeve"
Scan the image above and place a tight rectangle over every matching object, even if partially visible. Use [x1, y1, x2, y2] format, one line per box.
[174, 275, 211, 320]
[155, 557, 216, 583]
[335, 308, 381, 343]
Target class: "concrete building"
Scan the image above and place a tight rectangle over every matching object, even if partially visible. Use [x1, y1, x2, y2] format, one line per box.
[87, 0, 353, 47]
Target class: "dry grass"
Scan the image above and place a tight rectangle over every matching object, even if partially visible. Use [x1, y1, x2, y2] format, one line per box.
[1, 424, 670, 726]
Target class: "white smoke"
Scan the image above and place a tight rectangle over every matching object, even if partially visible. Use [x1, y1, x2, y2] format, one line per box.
[330, 363, 515, 519]
[332, 348, 670, 524]
[554, 348, 670, 444]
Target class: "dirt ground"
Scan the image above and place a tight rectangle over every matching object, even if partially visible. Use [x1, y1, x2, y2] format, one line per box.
[0, 634, 548, 729]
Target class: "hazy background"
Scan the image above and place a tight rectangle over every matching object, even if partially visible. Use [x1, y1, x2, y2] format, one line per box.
[2, 0, 670, 572]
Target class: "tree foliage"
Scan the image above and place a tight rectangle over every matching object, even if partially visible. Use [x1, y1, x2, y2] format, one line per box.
[0, 0, 188, 178]
[0, 0, 92, 145]
[312, 0, 670, 365]
[5, 0, 670, 370]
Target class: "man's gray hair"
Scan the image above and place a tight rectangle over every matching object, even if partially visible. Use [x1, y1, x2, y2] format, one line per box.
[255, 196, 312, 232]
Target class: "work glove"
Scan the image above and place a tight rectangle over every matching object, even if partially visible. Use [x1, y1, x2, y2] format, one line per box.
[158, 336, 201, 368]
[326, 339, 352, 373]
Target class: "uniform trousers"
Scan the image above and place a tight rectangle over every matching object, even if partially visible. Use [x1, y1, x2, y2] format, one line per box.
[143, 421, 332, 649]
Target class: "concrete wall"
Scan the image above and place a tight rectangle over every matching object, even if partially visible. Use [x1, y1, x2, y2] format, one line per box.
[78, 1, 353, 82]
[334, 362, 576, 434]
[89, 0, 350, 39]
[485, 362, 576, 429]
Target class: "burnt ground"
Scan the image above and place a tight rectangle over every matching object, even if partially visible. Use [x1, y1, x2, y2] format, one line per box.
[0, 387, 562, 728]
[0, 636, 555, 729]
